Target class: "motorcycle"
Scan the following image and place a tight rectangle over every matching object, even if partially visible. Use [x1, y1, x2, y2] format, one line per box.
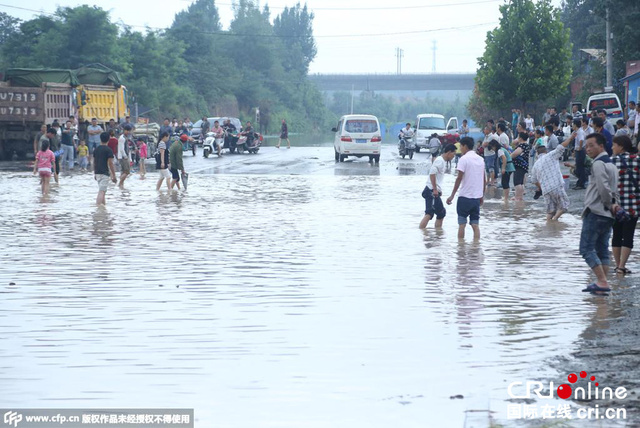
[203, 132, 224, 158]
[235, 131, 262, 154]
[398, 134, 415, 159]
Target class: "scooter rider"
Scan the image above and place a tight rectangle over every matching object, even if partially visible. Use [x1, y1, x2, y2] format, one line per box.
[399, 122, 414, 139]
[241, 121, 256, 147]
[223, 119, 237, 150]
[211, 120, 224, 156]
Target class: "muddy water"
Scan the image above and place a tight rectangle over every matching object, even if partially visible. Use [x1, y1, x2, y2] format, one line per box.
[0, 151, 619, 427]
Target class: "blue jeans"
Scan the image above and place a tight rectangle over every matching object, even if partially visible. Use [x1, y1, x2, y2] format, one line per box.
[579, 212, 614, 268]
[61, 144, 74, 169]
[457, 196, 481, 225]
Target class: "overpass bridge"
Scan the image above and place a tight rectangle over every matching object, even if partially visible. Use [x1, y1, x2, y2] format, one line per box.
[308, 73, 476, 93]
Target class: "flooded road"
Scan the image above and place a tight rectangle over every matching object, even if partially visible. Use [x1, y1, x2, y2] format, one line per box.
[0, 145, 629, 427]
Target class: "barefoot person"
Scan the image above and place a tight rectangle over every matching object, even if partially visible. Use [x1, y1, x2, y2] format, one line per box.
[531, 128, 574, 220]
[155, 132, 171, 191]
[419, 144, 456, 229]
[611, 135, 640, 275]
[446, 137, 485, 240]
[117, 125, 132, 188]
[33, 140, 55, 195]
[488, 140, 514, 202]
[169, 134, 187, 190]
[580, 133, 620, 294]
[94, 132, 117, 205]
[276, 119, 290, 149]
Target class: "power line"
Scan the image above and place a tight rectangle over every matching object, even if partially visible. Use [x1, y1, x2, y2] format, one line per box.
[0, 3, 496, 39]
[188, 0, 502, 11]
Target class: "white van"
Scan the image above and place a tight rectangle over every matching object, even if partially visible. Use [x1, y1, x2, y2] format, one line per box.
[414, 114, 458, 152]
[332, 114, 382, 164]
[587, 93, 623, 120]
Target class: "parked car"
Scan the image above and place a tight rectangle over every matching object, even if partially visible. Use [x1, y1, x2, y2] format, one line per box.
[587, 93, 623, 120]
[332, 114, 382, 164]
[191, 117, 242, 140]
[413, 114, 458, 152]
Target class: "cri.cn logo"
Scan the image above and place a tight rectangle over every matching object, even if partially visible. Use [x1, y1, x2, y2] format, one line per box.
[508, 371, 628, 401]
[3, 411, 22, 428]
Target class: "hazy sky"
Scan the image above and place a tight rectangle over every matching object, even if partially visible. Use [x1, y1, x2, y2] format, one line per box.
[1, 0, 562, 74]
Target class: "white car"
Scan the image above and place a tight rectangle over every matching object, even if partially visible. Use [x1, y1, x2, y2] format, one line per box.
[587, 93, 623, 120]
[413, 114, 458, 152]
[332, 114, 382, 164]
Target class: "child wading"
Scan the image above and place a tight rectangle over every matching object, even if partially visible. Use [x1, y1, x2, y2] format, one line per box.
[420, 144, 457, 229]
[94, 132, 118, 205]
[33, 140, 55, 195]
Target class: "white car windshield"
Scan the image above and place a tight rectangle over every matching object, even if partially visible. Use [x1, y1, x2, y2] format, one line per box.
[418, 117, 445, 130]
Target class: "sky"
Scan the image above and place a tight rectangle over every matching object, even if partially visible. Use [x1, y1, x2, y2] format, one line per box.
[0, 0, 563, 74]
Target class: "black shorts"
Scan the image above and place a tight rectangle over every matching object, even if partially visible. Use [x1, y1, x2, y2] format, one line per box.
[170, 168, 180, 181]
[421, 186, 446, 219]
[501, 171, 512, 189]
[513, 167, 527, 186]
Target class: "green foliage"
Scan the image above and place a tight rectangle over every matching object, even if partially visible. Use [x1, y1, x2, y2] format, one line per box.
[0, 1, 332, 135]
[476, 0, 572, 108]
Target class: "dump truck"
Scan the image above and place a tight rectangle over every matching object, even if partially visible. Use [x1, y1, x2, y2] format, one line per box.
[0, 65, 128, 159]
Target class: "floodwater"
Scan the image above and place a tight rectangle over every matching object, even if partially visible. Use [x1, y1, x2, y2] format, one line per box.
[0, 145, 630, 427]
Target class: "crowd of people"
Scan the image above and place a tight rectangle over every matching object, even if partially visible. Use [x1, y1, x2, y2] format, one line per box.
[420, 102, 640, 295]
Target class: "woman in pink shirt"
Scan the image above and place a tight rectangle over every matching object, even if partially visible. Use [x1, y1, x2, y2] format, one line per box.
[33, 140, 55, 195]
[138, 139, 147, 178]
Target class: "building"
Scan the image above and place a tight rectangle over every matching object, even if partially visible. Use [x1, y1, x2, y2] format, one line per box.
[621, 60, 640, 106]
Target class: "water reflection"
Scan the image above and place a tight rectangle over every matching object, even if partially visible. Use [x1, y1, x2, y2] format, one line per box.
[0, 168, 610, 427]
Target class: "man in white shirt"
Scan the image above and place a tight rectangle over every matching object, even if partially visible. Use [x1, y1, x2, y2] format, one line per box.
[117, 124, 132, 188]
[496, 123, 510, 149]
[447, 137, 486, 240]
[419, 144, 457, 229]
[626, 101, 636, 128]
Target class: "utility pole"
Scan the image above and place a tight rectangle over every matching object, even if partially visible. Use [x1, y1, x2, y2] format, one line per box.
[605, 5, 613, 91]
[432, 40, 437, 73]
[350, 84, 354, 114]
[395, 47, 404, 75]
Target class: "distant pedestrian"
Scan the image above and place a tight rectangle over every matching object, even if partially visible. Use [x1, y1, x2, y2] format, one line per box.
[87, 118, 103, 168]
[598, 109, 615, 135]
[169, 134, 187, 190]
[615, 119, 631, 137]
[156, 133, 171, 191]
[572, 119, 588, 189]
[496, 122, 510, 149]
[428, 133, 441, 159]
[572, 104, 583, 120]
[627, 101, 637, 130]
[446, 137, 485, 240]
[33, 124, 47, 157]
[160, 118, 173, 137]
[579, 133, 619, 294]
[531, 130, 573, 220]
[611, 135, 640, 275]
[488, 140, 514, 202]
[138, 138, 147, 178]
[592, 117, 613, 155]
[525, 114, 535, 132]
[419, 144, 457, 229]
[509, 132, 531, 201]
[33, 140, 55, 195]
[276, 119, 290, 149]
[107, 130, 118, 160]
[77, 141, 89, 171]
[94, 132, 118, 205]
[117, 125, 132, 188]
[542, 108, 551, 125]
[60, 120, 76, 170]
[458, 120, 469, 138]
[545, 125, 559, 151]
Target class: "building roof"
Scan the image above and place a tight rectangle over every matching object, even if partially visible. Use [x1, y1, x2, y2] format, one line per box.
[580, 49, 606, 64]
[620, 70, 640, 83]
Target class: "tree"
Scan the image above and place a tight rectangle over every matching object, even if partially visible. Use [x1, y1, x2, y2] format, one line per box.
[273, 3, 317, 75]
[0, 12, 20, 68]
[476, 0, 572, 110]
